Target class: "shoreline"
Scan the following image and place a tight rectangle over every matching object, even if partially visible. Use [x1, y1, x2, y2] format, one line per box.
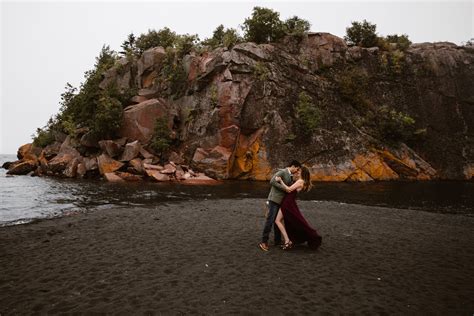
[1, 199, 473, 314]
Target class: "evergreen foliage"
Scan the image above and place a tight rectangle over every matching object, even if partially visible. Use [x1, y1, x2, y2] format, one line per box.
[203, 25, 243, 49]
[150, 118, 172, 156]
[385, 34, 412, 51]
[344, 20, 378, 47]
[296, 92, 322, 134]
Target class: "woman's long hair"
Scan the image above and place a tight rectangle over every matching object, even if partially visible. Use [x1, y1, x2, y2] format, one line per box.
[300, 166, 313, 192]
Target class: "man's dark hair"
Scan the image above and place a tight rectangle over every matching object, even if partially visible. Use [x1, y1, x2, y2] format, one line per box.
[288, 160, 302, 168]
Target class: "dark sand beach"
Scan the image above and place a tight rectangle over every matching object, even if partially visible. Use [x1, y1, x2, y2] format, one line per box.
[1, 199, 473, 314]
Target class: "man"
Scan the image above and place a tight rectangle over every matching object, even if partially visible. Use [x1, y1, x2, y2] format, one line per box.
[258, 160, 302, 252]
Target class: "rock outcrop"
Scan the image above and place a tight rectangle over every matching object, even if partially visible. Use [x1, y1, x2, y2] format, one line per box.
[5, 33, 474, 182]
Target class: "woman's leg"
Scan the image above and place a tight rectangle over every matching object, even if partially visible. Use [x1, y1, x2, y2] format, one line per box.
[275, 209, 290, 244]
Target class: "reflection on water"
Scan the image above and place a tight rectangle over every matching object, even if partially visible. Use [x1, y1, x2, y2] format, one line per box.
[1, 154, 473, 226]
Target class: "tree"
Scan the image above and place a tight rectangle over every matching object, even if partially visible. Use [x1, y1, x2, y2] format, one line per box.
[175, 33, 200, 57]
[284, 16, 311, 37]
[203, 24, 225, 47]
[222, 28, 242, 48]
[344, 20, 378, 47]
[203, 25, 243, 49]
[150, 118, 172, 156]
[93, 94, 123, 139]
[135, 27, 178, 54]
[242, 7, 285, 44]
[120, 33, 138, 57]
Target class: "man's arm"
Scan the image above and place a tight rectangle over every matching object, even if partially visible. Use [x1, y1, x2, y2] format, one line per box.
[269, 170, 287, 191]
[277, 179, 304, 193]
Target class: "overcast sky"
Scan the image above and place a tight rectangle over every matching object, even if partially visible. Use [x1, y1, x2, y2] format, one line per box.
[1, 0, 472, 154]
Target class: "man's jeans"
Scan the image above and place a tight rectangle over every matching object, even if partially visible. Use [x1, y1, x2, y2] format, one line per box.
[261, 200, 282, 244]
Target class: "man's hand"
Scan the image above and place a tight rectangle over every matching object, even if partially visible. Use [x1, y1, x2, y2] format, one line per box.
[275, 176, 282, 183]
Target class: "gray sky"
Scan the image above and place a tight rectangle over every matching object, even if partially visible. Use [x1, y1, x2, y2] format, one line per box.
[1, 0, 472, 154]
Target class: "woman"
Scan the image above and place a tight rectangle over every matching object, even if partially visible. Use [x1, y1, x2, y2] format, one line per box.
[275, 166, 322, 250]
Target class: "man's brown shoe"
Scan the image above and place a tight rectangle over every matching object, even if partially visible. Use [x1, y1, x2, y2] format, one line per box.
[258, 242, 269, 252]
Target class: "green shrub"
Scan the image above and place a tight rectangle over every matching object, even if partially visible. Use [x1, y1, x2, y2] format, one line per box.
[203, 25, 243, 49]
[150, 118, 172, 156]
[376, 36, 392, 51]
[283, 16, 311, 40]
[296, 91, 322, 134]
[379, 50, 406, 76]
[135, 28, 178, 54]
[385, 34, 412, 51]
[158, 48, 188, 98]
[373, 106, 416, 143]
[338, 68, 372, 111]
[32, 126, 56, 148]
[284, 133, 297, 143]
[222, 28, 243, 48]
[253, 62, 270, 81]
[175, 34, 200, 57]
[93, 94, 123, 139]
[210, 85, 218, 108]
[344, 20, 378, 47]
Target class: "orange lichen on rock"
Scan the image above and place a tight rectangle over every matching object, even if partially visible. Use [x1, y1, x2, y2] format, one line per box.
[353, 152, 399, 180]
[231, 129, 272, 180]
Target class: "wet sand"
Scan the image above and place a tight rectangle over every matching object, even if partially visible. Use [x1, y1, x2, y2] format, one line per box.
[1, 199, 473, 314]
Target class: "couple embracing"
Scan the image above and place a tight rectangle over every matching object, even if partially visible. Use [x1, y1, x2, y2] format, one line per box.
[259, 160, 322, 251]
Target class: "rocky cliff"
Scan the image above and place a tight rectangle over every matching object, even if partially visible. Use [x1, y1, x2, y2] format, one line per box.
[6, 33, 474, 181]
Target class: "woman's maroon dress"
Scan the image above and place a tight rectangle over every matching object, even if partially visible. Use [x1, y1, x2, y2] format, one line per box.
[280, 191, 322, 249]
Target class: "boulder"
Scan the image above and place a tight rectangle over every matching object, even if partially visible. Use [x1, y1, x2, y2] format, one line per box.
[115, 137, 128, 147]
[38, 154, 49, 174]
[139, 147, 155, 159]
[48, 154, 76, 174]
[99, 140, 122, 158]
[2, 161, 13, 169]
[42, 142, 61, 159]
[136, 47, 166, 82]
[97, 154, 124, 175]
[104, 172, 126, 183]
[120, 141, 141, 162]
[115, 171, 143, 182]
[45, 137, 81, 174]
[131, 96, 149, 104]
[182, 173, 219, 185]
[17, 143, 41, 160]
[119, 98, 170, 143]
[83, 157, 98, 171]
[6, 160, 37, 175]
[192, 146, 232, 179]
[63, 157, 81, 178]
[168, 151, 185, 164]
[129, 158, 144, 174]
[76, 163, 87, 178]
[145, 169, 170, 181]
[143, 163, 163, 170]
[160, 163, 177, 174]
[80, 131, 100, 148]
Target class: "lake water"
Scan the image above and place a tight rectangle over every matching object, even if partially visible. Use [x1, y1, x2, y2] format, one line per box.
[1, 154, 473, 226]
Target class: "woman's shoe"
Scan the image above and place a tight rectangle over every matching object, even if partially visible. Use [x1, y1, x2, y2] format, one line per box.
[281, 241, 293, 250]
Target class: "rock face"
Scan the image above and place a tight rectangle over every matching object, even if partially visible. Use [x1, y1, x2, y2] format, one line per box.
[120, 98, 170, 143]
[8, 33, 474, 182]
